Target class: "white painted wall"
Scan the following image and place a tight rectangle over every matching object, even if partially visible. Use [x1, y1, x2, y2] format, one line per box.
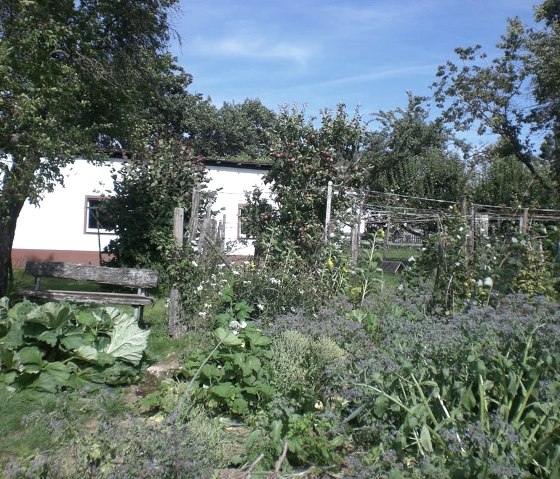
[205, 163, 271, 256]
[13, 158, 121, 252]
[13, 158, 271, 258]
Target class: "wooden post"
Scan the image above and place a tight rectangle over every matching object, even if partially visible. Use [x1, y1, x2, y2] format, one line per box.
[469, 205, 476, 252]
[522, 208, 529, 234]
[383, 217, 391, 260]
[324, 181, 333, 242]
[351, 201, 362, 266]
[188, 185, 201, 242]
[168, 207, 185, 337]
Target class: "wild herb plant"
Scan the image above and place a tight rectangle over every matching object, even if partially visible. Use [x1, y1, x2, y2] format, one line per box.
[340, 294, 560, 478]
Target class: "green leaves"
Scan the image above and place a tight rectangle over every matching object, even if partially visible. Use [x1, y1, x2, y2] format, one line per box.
[183, 323, 276, 417]
[0, 299, 148, 393]
[104, 312, 149, 366]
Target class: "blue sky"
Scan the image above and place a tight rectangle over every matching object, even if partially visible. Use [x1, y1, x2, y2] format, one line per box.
[171, 0, 536, 120]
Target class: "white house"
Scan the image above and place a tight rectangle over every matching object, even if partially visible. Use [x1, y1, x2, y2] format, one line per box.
[12, 157, 271, 267]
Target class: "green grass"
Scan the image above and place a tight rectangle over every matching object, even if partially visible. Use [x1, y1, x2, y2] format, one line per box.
[0, 390, 59, 464]
[383, 245, 423, 261]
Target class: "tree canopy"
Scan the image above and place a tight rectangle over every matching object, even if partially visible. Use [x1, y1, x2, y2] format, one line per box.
[0, 0, 188, 295]
[432, 1, 560, 204]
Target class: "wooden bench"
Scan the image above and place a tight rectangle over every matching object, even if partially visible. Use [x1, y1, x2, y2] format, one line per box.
[20, 262, 159, 323]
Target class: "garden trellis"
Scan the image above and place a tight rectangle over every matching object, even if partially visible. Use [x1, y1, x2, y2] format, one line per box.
[326, 184, 560, 259]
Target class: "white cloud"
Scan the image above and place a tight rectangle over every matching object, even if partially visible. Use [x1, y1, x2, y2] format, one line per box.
[191, 33, 316, 66]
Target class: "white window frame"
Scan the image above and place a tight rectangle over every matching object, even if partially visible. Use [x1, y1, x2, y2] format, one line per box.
[84, 196, 114, 234]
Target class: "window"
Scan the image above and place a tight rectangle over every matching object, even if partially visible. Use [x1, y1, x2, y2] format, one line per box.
[85, 196, 114, 234]
[237, 204, 253, 239]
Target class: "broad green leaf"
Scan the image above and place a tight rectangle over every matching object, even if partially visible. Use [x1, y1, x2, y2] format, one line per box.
[61, 333, 88, 351]
[27, 302, 73, 329]
[270, 419, 283, 443]
[374, 395, 387, 417]
[461, 387, 476, 410]
[210, 382, 239, 398]
[104, 312, 149, 366]
[214, 327, 242, 346]
[44, 362, 71, 385]
[1, 371, 17, 385]
[231, 397, 249, 414]
[75, 345, 99, 362]
[246, 355, 261, 373]
[420, 424, 433, 452]
[256, 383, 276, 398]
[36, 330, 60, 346]
[246, 429, 262, 449]
[96, 352, 116, 366]
[245, 331, 271, 347]
[17, 347, 45, 373]
[30, 371, 58, 394]
[1, 323, 23, 349]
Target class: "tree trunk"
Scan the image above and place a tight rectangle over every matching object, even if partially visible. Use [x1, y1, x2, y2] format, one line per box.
[0, 156, 39, 297]
[0, 202, 24, 297]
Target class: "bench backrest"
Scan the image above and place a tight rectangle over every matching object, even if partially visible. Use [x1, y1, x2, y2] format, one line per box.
[25, 262, 159, 289]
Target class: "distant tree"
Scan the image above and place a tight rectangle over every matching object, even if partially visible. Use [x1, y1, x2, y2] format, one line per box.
[365, 94, 466, 201]
[472, 140, 550, 207]
[189, 98, 278, 160]
[0, 0, 189, 296]
[432, 0, 559, 203]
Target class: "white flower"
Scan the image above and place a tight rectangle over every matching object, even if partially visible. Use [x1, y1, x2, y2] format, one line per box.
[232, 330, 239, 336]
[458, 227, 464, 232]
[421, 247, 427, 252]
[408, 256, 415, 262]
[314, 400, 324, 410]
[511, 237, 518, 244]
[202, 384, 209, 389]
[257, 303, 265, 311]
[485, 244, 492, 248]
[191, 260, 198, 267]
[455, 262, 461, 267]
[269, 277, 280, 285]
[229, 320, 241, 330]
[483, 277, 493, 288]
[456, 235, 461, 239]
[397, 283, 404, 291]
[196, 285, 203, 292]
[239, 321, 247, 329]
[198, 311, 206, 317]
[477, 279, 483, 287]
[232, 270, 240, 275]
[299, 289, 304, 295]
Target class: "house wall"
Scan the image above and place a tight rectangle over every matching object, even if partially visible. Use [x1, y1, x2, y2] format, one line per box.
[12, 158, 271, 267]
[12, 158, 121, 267]
[205, 163, 271, 257]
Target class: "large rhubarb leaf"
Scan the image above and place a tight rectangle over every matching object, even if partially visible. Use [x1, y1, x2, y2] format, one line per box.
[104, 313, 149, 366]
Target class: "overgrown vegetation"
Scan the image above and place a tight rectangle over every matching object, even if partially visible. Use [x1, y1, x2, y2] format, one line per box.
[2, 0, 560, 477]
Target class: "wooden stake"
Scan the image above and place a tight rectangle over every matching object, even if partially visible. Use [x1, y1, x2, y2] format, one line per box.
[324, 181, 333, 242]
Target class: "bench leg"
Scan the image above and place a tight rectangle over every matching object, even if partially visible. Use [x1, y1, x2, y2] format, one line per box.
[135, 305, 145, 328]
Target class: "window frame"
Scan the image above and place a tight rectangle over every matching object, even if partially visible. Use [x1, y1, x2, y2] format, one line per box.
[84, 196, 114, 235]
[237, 203, 254, 239]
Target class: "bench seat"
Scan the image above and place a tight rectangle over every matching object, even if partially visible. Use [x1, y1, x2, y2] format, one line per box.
[19, 289, 154, 307]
